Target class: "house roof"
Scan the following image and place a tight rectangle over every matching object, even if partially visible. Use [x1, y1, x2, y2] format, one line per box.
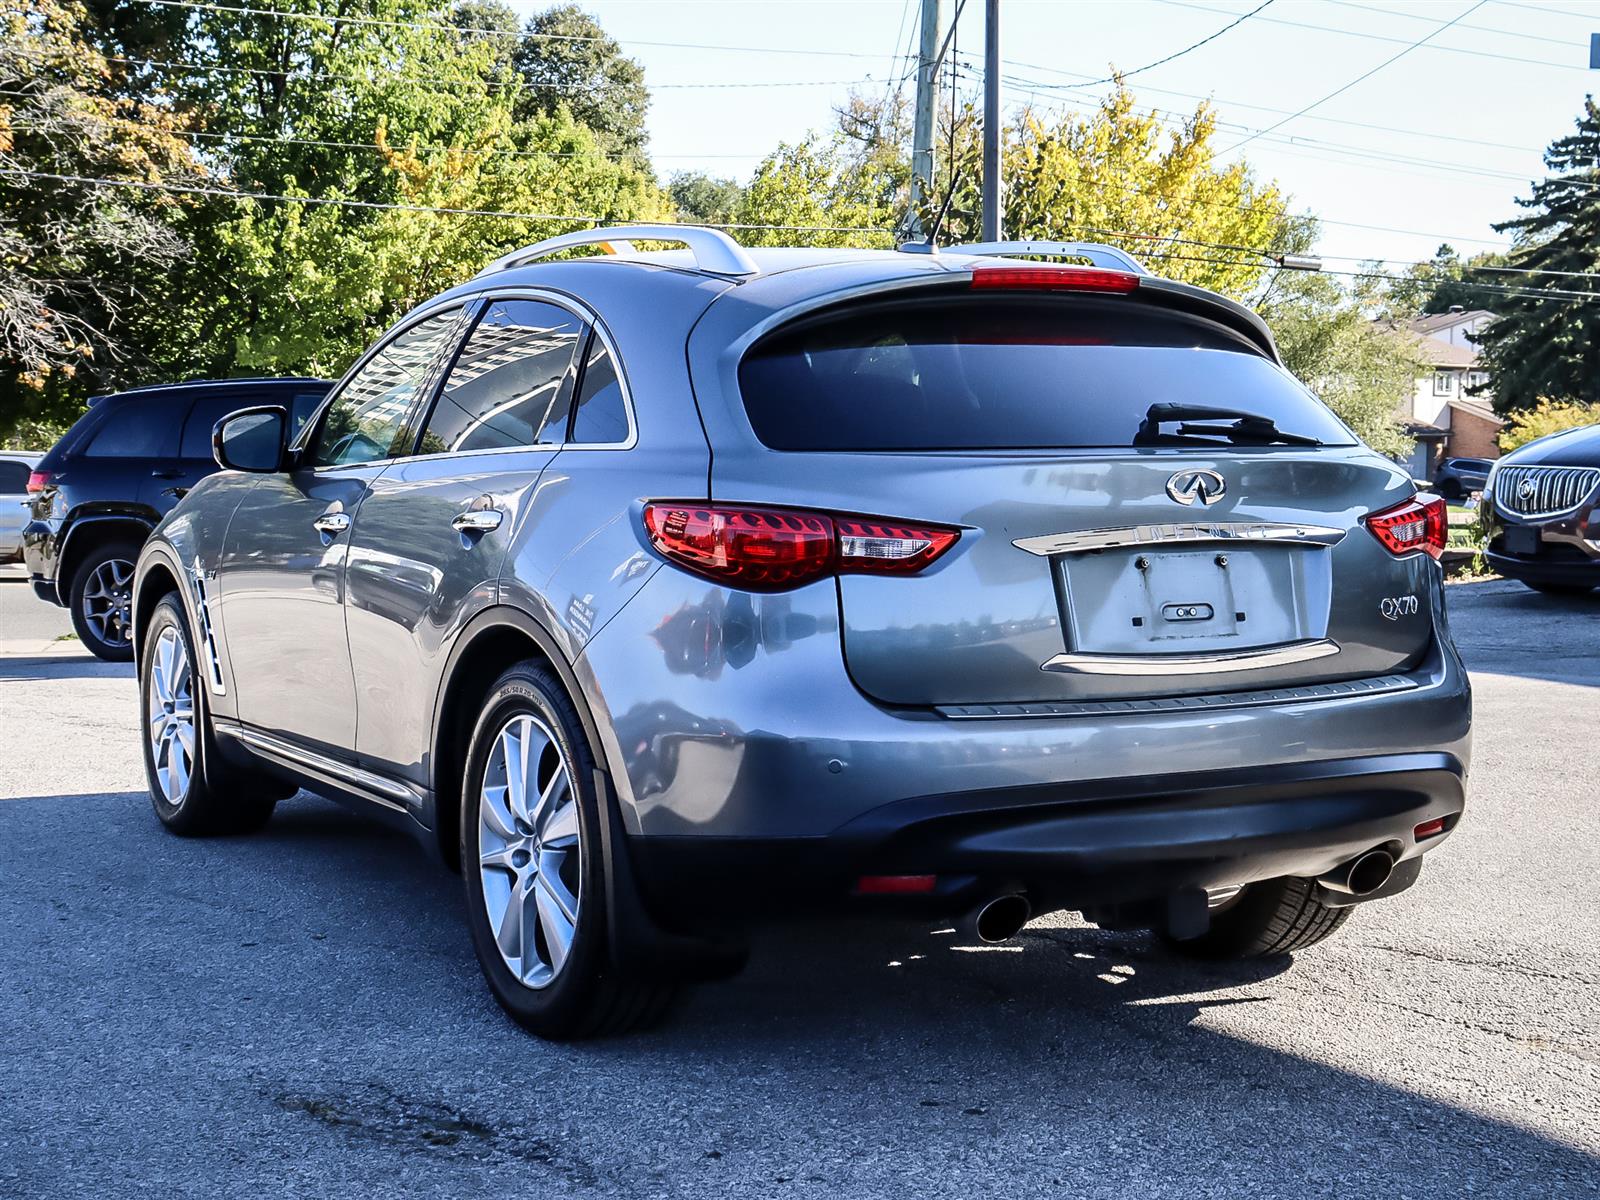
[1408, 310, 1495, 336]
[1418, 339, 1480, 368]
[1448, 397, 1505, 426]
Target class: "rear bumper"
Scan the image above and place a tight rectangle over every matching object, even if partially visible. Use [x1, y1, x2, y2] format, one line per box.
[629, 752, 1465, 921]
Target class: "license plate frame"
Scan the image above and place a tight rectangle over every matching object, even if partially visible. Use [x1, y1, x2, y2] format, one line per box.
[1502, 525, 1539, 556]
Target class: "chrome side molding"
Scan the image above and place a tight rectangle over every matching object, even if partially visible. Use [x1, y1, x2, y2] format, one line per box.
[223, 724, 420, 812]
[1042, 638, 1341, 677]
[1014, 522, 1347, 558]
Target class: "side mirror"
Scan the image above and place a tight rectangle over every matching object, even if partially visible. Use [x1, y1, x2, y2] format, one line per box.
[214, 405, 288, 473]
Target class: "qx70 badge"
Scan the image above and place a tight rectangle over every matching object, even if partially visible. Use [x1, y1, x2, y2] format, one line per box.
[1166, 468, 1227, 507]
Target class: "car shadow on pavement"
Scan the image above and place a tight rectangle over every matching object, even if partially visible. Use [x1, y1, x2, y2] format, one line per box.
[6, 790, 1596, 1196]
[1448, 578, 1600, 689]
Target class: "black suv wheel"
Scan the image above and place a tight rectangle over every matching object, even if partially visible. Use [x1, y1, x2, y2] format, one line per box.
[69, 541, 140, 661]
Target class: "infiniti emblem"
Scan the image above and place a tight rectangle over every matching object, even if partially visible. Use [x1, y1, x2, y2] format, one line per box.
[1166, 468, 1227, 507]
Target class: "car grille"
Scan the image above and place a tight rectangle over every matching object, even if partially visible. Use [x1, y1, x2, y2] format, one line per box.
[1494, 465, 1600, 518]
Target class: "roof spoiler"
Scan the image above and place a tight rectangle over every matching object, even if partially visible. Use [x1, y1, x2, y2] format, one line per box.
[900, 240, 1149, 276]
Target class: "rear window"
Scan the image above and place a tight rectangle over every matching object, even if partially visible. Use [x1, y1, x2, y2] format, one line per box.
[737, 298, 1355, 451]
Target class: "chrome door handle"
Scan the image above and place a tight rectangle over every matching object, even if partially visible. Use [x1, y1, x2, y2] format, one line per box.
[452, 509, 503, 534]
[313, 512, 351, 536]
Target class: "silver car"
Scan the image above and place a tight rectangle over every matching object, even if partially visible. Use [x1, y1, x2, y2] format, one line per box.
[130, 228, 1471, 1038]
[1, 451, 41, 562]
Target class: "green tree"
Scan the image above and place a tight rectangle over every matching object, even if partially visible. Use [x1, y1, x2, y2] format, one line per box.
[1382, 243, 1512, 319]
[1499, 398, 1600, 451]
[1472, 98, 1600, 413]
[131, 0, 667, 381]
[1257, 222, 1420, 459]
[512, 4, 649, 162]
[0, 0, 198, 440]
[669, 171, 745, 226]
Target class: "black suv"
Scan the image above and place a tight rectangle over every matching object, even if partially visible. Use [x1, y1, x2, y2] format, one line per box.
[1483, 422, 1600, 595]
[23, 378, 332, 659]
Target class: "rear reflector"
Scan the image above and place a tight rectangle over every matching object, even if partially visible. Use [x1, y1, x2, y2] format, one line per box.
[856, 874, 937, 895]
[26, 471, 52, 494]
[642, 503, 959, 591]
[1413, 817, 1447, 841]
[1364, 493, 1448, 560]
[970, 265, 1140, 294]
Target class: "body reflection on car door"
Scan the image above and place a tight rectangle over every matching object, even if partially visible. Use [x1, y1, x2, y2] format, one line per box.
[214, 307, 468, 757]
[345, 296, 585, 784]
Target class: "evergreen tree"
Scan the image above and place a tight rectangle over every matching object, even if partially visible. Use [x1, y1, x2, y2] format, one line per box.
[1473, 98, 1600, 412]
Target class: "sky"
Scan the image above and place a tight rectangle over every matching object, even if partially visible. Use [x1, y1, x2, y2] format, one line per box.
[507, 0, 1600, 274]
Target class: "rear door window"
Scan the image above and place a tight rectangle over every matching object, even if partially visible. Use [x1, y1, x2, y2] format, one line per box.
[737, 297, 1356, 451]
[82, 397, 183, 458]
[181, 393, 268, 460]
[0, 460, 29, 493]
[419, 298, 585, 455]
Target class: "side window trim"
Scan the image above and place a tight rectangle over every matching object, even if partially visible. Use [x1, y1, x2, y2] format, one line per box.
[294, 303, 471, 471]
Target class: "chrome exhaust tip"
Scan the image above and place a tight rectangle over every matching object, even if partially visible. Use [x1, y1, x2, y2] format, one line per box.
[962, 894, 1032, 943]
[1321, 848, 1396, 897]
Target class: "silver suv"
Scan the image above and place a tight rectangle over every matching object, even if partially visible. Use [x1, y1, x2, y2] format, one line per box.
[130, 228, 1472, 1038]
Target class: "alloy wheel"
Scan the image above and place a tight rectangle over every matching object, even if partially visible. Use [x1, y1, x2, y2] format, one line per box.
[477, 714, 582, 990]
[147, 625, 196, 805]
[81, 558, 135, 650]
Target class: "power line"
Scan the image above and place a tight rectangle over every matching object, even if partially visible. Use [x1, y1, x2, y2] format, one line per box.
[171, 128, 763, 160]
[1220, 1, 1492, 155]
[1320, 0, 1586, 48]
[106, 51, 879, 92]
[1059, 0, 1276, 90]
[1152, 0, 1587, 72]
[0, 166, 890, 235]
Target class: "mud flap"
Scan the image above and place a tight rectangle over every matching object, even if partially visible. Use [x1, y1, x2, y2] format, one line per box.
[593, 768, 748, 983]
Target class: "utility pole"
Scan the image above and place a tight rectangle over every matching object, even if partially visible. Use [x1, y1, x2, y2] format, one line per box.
[906, 0, 945, 241]
[980, 0, 1002, 241]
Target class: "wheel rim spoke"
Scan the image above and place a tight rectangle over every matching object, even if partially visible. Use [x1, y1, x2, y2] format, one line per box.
[146, 626, 196, 806]
[477, 711, 581, 991]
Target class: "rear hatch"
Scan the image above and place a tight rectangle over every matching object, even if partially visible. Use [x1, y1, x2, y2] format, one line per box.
[700, 270, 1437, 706]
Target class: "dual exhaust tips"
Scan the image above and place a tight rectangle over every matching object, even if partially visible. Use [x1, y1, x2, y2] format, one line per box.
[952, 848, 1396, 946]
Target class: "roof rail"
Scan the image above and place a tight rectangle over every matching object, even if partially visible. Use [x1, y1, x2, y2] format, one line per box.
[475, 224, 760, 279]
[938, 240, 1150, 276]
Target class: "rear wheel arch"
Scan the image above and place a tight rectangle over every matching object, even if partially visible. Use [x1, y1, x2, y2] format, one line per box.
[58, 512, 156, 601]
[431, 607, 606, 871]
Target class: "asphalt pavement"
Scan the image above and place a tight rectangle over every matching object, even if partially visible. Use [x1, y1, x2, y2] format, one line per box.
[1, 572, 1596, 1198]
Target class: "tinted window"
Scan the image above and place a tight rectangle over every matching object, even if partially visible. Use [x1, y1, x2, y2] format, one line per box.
[82, 399, 181, 458]
[181, 394, 265, 460]
[738, 298, 1356, 451]
[570, 334, 629, 445]
[289, 391, 326, 440]
[0, 460, 29, 492]
[309, 311, 463, 467]
[419, 299, 583, 455]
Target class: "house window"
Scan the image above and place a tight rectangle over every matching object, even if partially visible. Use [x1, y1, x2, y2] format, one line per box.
[1468, 371, 1489, 390]
[1432, 371, 1454, 396]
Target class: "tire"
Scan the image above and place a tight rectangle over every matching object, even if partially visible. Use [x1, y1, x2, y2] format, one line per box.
[460, 661, 675, 1039]
[1163, 876, 1352, 960]
[69, 541, 141, 661]
[139, 594, 281, 836]
[1436, 479, 1462, 501]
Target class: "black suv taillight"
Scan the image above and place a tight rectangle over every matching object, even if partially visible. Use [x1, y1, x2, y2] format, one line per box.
[642, 503, 959, 591]
[26, 470, 54, 494]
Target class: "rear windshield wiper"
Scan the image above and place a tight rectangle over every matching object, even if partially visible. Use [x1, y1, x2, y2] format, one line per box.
[1135, 403, 1322, 448]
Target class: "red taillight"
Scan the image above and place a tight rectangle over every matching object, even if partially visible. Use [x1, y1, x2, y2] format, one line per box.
[856, 874, 937, 895]
[1364, 494, 1448, 560]
[1414, 817, 1447, 841]
[970, 265, 1140, 294]
[26, 471, 53, 494]
[641, 503, 959, 591]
